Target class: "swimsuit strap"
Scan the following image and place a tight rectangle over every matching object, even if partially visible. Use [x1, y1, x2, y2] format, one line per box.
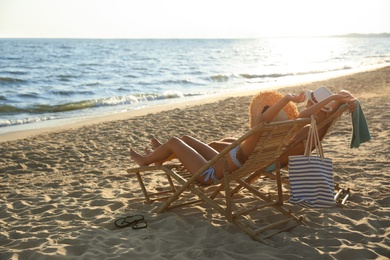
[200, 166, 218, 184]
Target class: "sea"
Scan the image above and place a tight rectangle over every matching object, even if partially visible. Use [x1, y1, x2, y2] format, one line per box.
[1, 37, 389, 135]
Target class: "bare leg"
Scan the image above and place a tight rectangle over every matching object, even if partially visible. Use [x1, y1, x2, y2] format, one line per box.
[150, 137, 176, 162]
[130, 137, 216, 175]
[209, 141, 233, 152]
[181, 135, 219, 160]
[150, 135, 221, 161]
[219, 137, 237, 143]
[144, 146, 165, 166]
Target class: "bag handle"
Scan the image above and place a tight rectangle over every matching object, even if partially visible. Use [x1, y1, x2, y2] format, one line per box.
[304, 115, 325, 158]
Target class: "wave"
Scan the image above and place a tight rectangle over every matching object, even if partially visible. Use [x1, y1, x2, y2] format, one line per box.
[3, 71, 28, 76]
[17, 93, 40, 99]
[211, 69, 337, 82]
[84, 82, 101, 87]
[0, 76, 25, 84]
[210, 75, 230, 82]
[0, 104, 23, 113]
[240, 73, 294, 79]
[294, 66, 354, 75]
[51, 90, 96, 96]
[0, 92, 199, 127]
[0, 92, 191, 116]
[58, 74, 78, 82]
[240, 66, 357, 80]
[161, 79, 201, 85]
[0, 115, 57, 127]
[211, 71, 310, 82]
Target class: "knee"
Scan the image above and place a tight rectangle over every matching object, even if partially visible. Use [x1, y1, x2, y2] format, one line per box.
[181, 135, 192, 143]
[168, 137, 182, 146]
[208, 141, 218, 147]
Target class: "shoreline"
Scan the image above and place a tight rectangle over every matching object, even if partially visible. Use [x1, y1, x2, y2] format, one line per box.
[1, 64, 388, 142]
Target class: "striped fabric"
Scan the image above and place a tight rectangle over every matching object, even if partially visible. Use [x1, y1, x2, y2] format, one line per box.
[288, 155, 335, 207]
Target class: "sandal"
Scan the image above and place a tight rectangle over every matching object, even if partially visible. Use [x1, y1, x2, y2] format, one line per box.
[115, 214, 145, 228]
[132, 219, 147, 229]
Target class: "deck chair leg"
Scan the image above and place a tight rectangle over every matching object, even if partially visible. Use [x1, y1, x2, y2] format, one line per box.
[275, 159, 283, 205]
[135, 171, 152, 204]
[222, 158, 233, 222]
[127, 166, 181, 204]
[166, 173, 177, 192]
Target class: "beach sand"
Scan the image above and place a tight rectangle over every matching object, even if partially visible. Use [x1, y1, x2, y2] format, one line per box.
[1, 67, 389, 259]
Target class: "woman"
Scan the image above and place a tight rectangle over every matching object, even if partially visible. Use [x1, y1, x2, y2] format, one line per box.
[209, 87, 357, 166]
[130, 86, 357, 185]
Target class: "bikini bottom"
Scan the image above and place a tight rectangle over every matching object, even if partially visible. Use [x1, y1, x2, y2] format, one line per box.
[200, 166, 218, 184]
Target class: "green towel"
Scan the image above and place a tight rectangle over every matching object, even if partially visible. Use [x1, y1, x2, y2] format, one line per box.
[350, 100, 371, 148]
[265, 163, 275, 172]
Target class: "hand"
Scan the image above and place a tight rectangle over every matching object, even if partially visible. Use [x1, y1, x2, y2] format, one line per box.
[336, 90, 355, 103]
[347, 99, 358, 113]
[336, 90, 357, 112]
[288, 92, 306, 103]
[338, 90, 353, 96]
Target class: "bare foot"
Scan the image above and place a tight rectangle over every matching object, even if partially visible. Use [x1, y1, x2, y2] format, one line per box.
[144, 146, 152, 155]
[130, 148, 149, 166]
[151, 137, 162, 149]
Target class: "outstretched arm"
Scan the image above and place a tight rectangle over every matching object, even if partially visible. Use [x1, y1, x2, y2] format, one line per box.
[297, 91, 356, 118]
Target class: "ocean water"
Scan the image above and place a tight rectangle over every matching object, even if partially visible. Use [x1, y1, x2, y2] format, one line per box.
[1, 38, 389, 134]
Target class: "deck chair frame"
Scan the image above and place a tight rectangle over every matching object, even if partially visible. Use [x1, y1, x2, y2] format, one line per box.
[127, 117, 311, 244]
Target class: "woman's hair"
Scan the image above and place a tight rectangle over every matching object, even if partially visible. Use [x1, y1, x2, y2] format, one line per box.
[249, 91, 299, 127]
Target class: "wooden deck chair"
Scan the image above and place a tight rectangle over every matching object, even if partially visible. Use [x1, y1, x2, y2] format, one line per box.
[126, 117, 311, 244]
[234, 104, 350, 193]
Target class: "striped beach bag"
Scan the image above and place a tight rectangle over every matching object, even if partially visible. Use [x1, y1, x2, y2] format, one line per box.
[288, 116, 336, 208]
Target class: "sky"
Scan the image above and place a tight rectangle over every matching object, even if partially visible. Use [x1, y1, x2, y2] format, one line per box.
[0, 0, 389, 38]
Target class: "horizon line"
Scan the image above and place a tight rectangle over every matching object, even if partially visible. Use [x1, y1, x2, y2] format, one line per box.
[1, 32, 390, 40]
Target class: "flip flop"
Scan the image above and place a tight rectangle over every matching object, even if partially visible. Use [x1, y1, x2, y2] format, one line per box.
[115, 214, 145, 228]
[132, 219, 148, 229]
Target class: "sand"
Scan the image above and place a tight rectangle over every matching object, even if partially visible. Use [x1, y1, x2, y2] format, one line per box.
[1, 67, 389, 259]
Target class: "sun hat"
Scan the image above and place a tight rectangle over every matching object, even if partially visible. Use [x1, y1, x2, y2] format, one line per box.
[249, 91, 299, 127]
[306, 86, 334, 112]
